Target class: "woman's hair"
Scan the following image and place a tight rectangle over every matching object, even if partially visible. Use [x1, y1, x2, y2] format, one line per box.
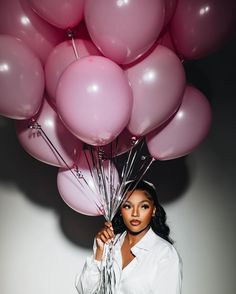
[112, 180, 173, 244]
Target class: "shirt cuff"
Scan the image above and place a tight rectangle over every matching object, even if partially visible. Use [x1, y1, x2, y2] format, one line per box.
[86, 256, 102, 272]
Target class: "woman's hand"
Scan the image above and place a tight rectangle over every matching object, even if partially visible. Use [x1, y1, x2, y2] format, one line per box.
[95, 222, 115, 261]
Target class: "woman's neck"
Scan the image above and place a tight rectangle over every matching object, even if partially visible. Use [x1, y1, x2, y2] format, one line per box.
[125, 226, 150, 246]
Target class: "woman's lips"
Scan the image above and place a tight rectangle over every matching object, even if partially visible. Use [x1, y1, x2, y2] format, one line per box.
[130, 220, 141, 226]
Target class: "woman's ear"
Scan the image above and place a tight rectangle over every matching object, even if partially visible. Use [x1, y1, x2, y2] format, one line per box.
[152, 207, 156, 217]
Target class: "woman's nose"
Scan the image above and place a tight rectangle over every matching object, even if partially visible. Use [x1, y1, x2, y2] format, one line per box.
[131, 207, 139, 217]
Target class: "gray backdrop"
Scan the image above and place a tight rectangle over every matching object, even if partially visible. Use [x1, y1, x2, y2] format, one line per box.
[0, 34, 236, 294]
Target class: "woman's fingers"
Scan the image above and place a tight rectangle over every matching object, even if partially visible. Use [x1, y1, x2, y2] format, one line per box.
[96, 223, 115, 245]
[98, 233, 110, 244]
[104, 228, 114, 240]
[104, 221, 114, 230]
[95, 222, 115, 260]
[101, 229, 114, 243]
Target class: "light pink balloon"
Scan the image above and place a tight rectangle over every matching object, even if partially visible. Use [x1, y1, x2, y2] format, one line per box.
[170, 0, 236, 59]
[16, 97, 82, 168]
[125, 45, 185, 137]
[57, 151, 120, 216]
[0, 0, 64, 63]
[84, 0, 165, 64]
[29, 0, 84, 29]
[0, 35, 44, 120]
[146, 85, 212, 160]
[56, 56, 133, 146]
[45, 39, 101, 106]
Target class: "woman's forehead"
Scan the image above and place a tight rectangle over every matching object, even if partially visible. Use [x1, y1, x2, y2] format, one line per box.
[125, 189, 152, 202]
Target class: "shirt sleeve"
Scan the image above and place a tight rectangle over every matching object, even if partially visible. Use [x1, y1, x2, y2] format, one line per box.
[75, 255, 102, 294]
[75, 239, 102, 294]
[152, 247, 183, 294]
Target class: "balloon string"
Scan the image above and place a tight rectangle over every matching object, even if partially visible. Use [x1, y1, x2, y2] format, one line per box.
[111, 140, 154, 219]
[29, 119, 75, 174]
[71, 37, 79, 60]
[118, 138, 142, 195]
[29, 120, 102, 213]
[82, 149, 106, 212]
[85, 146, 108, 213]
[67, 28, 79, 60]
[112, 158, 154, 219]
[84, 148, 97, 184]
[98, 149, 111, 220]
[89, 146, 103, 194]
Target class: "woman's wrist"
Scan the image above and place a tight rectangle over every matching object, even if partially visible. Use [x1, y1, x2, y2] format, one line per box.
[95, 247, 104, 261]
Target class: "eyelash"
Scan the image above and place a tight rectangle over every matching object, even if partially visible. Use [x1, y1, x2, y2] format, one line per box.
[122, 204, 150, 210]
[122, 204, 131, 209]
[141, 204, 150, 209]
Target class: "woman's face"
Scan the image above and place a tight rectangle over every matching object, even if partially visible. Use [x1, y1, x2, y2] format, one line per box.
[121, 189, 156, 234]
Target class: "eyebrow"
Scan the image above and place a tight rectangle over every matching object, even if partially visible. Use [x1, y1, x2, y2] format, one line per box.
[123, 200, 152, 205]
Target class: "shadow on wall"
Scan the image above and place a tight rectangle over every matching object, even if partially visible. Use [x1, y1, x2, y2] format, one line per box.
[0, 117, 190, 248]
[3, 31, 236, 247]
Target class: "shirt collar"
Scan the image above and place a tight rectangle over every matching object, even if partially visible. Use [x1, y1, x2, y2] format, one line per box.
[131, 228, 158, 252]
[116, 228, 158, 260]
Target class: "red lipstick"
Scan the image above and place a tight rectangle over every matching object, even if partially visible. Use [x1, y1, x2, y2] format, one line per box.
[130, 220, 141, 226]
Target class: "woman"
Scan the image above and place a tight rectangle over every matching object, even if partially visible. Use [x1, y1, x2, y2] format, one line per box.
[76, 180, 182, 293]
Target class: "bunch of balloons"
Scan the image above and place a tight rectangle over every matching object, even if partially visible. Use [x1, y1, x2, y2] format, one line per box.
[0, 0, 235, 216]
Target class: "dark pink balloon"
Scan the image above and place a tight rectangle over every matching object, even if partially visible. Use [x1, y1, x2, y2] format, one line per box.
[0, 0, 64, 63]
[29, 0, 84, 29]
[103, 128, 138, 158]
[45, 39, 101, 106]
[163, 0, 177, 27]
[85, 0, 165, 64]
[75, 20, 91, 40]
[0, 35, 44, 120]
[57, 151, 120, 216]
[125, 45, 185, 137]
[146, 85, 212, 160]
[16, 98, 82, 168]
[56, 56, 133, 146]
[157, 29, 178, 54]
[170, 0, 236, 59]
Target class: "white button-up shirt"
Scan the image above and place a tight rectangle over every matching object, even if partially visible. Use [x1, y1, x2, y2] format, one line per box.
[76, 228, 182, 294]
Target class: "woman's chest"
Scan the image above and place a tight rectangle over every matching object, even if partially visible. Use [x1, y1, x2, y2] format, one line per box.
[114, 250, 159, 294]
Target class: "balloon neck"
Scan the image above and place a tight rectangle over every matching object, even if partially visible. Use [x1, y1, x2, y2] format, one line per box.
[66, 28, 76, 39]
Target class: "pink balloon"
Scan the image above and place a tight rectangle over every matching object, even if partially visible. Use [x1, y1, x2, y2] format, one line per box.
[103, 128, 138, 158]
[57, 151, 120, 216]
[157, 29, 177, 53]
[56, 56, 133, 146]
[170, 0, 236, 59]
[0, 35, 44, 120]
[29, 0, 84, 29]
[125, 45, 185, 137]
[16, 97, 82, 168]
[163, 0, 177, 27]
[84, 0, 165, 64]
[75, 20, 91, 40]
[146, 85, 212, 160]
[45, 39, 101, 106]
[0, 0, 64, 63]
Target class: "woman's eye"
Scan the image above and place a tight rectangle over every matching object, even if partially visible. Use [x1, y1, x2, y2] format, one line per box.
[122, 204, 131, 209]
[141, 204, 150, 209]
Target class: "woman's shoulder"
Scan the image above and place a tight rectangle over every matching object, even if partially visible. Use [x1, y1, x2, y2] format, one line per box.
[147, 229, 181, 262]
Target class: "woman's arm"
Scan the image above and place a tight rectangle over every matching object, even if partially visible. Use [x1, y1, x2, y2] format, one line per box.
[75, 222, 115, 294]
